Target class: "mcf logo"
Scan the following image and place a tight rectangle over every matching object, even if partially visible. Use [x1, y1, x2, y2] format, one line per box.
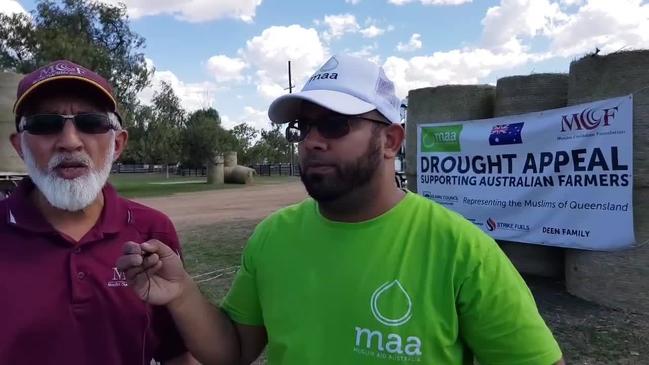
[560, 106, 618, 132]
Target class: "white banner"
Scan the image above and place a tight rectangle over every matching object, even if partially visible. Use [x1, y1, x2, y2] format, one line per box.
[416, 95, 634, 251]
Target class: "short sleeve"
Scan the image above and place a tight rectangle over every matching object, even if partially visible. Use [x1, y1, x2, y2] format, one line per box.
[457, 239, 562, 365]
[221, 227, 265, 326]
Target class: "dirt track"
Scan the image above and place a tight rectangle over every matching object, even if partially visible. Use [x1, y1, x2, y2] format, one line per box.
[135, 180, 307, 229]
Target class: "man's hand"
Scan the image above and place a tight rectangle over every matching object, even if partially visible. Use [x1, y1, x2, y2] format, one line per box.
[116, 240, 190, 306]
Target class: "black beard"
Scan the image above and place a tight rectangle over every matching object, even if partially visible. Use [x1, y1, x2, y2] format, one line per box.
[300, 137, 382, 203]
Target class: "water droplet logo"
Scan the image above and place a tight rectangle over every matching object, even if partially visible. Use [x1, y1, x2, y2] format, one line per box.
[319, 56, 339, 72]
[370, 280, 413, 327]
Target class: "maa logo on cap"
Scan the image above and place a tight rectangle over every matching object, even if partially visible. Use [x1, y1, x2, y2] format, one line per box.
[307, 56, 339, 83]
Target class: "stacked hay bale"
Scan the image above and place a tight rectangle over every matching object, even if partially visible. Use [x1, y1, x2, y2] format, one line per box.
[565, 50, 649, 312]
[207, 154, 224, 185]
[493, 74, 569, 278]
[224, 151, 256, 184]
[405, 85, 495, 192]
[1, 72, 26, 174]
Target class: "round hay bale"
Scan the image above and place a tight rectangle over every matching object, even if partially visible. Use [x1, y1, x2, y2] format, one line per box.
[493, 73, 568, 279]
[224, 151, 238, 168]
[565, 50, 649, 313]
[565, 189, 649, 312]
[0, 72, 26, 174]
[494, 73, 568, 116]
[207, 154, 224, 185]
[225, 166, 255, 184]
[405, 85, 495, 192]
[567, 50, 649, 188]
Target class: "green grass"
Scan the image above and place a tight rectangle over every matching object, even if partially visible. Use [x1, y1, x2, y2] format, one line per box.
[109, 173, 298, 198]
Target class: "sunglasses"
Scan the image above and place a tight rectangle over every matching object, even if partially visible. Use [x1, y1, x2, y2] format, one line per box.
[20, 113, 118, 135]
[285, 114, 390, 143]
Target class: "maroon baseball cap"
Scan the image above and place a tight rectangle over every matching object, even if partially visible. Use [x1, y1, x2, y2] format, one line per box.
[13, 59, 122, 129]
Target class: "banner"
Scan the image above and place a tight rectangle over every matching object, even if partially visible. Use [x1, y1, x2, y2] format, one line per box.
[417, 95, 634, 250]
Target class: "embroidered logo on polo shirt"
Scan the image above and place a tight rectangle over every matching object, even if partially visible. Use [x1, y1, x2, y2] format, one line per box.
[108, 267, 128, 287]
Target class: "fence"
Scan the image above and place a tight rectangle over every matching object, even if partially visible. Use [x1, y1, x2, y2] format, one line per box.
[251, 163, 300, 176]
[112, 163, 300, 177]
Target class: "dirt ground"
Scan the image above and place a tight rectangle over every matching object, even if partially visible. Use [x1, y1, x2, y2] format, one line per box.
[136, 179, 308, 230]
[140, 180, 649, 364]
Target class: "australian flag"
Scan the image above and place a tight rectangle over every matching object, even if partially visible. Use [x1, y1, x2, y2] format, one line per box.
[489, 122, 524, 146]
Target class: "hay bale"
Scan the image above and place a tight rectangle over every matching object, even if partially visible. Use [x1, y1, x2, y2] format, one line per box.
[493, 73, 569, 278]
[565, 50, 649, 313]
[565, 188, 649, 312]
[207, 155, 224, 185]
[494, 73, 568, 116]
[567, 50, 649, 188]
[224, 166, 255, 184]
[405, 85, 495, 192]
[224, 151, 238, 168]
[0, 72, 26, 174]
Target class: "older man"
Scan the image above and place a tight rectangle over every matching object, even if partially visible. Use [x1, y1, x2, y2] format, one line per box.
[118, 55, 565, 365]
[0, 60, 195, 365]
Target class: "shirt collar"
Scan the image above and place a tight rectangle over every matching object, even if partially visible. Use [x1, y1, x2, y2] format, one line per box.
[5, 178, 129, 235]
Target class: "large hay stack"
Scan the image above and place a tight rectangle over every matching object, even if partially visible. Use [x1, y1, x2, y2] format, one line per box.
[493, 74, 569, 278]
[405, 85, 495, 192]
[1, 72, 25, 174]
[565, 51, 649, 312]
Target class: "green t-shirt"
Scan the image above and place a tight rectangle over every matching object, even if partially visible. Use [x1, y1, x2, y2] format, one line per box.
[222, 192, 562, 365]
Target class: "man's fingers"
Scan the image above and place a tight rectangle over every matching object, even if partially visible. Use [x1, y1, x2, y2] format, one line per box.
[122, 241, 142, 255]
[116, 254, 143, 272]
[142, 239, 176, 258]
[146, 261, 164, 276]
[143, 253, 160, 268]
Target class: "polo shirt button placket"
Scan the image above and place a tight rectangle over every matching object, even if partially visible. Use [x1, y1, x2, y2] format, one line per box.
[77, 271, 86, 280]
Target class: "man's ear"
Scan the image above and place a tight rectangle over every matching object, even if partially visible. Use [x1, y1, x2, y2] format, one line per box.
[112, 129, 128, 161]
[382, 124, 405, 159]
[10, 132, 24, 160]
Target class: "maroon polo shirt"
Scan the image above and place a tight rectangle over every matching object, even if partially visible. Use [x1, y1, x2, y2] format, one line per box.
[0, 178, 187, 365]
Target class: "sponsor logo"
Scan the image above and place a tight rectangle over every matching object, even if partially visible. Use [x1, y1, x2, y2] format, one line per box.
[354, 281, 422, 361]
[489, 122, 524, 146]
[486, 218, 530, 232]
[560, 106, 618, 132]
[422, 191, 458, 206]
[420, 124, 463, 152]
[108, 267, 128, 288]
[36, 62, 86, 83]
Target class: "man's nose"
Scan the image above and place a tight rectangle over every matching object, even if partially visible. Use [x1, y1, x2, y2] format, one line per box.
[55, 119, 84, 152]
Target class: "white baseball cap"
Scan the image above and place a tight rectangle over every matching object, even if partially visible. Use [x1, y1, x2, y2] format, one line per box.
[268, 54, 401, 124]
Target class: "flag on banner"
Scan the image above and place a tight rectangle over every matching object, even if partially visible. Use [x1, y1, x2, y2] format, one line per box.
[489, 122, 524, 145]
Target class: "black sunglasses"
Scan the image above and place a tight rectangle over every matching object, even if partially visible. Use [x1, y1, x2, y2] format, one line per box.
[285, 114, 390, 143]
[20, 113, 117, 135]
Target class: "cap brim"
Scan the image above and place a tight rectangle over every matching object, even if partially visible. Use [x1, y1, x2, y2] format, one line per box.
[13, 75, 118, 115]
[268, 89, 375, 123]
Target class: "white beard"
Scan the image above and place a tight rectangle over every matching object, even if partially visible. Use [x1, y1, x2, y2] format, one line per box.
[21, 133, 115, 212]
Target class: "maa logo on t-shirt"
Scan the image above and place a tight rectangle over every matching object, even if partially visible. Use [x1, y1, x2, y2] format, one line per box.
[353, 280, 422, 361]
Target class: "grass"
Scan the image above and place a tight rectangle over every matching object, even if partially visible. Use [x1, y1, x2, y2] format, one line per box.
[109, 173, 298, 198]
[179, 221, 649, 365]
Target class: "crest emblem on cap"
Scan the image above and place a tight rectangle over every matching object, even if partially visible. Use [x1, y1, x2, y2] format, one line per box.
[319, 56, 339, 72]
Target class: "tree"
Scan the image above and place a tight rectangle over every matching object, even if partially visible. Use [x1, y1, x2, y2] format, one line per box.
[146, 82, 184, 177]
[231, 123, 259, 165]
[248, 124, 291, 164]
[0, 0, 151, 108]
[119, 104, 153, 164]
[182, 108, 236, 168]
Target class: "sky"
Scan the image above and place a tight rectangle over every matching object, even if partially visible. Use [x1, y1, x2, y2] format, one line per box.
[3, 0, 649, 130]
